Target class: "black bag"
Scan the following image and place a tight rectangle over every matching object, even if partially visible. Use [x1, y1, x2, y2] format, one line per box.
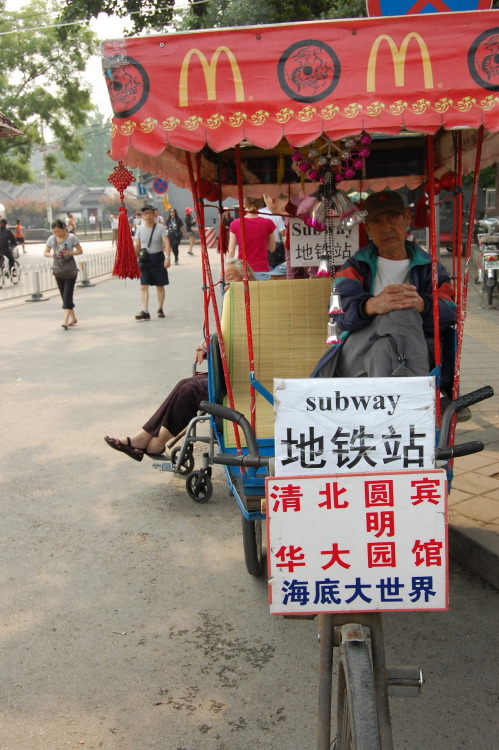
[138, 224, 156, 265]
[53, 254, 78, 279]
[268, 241, 285, 267]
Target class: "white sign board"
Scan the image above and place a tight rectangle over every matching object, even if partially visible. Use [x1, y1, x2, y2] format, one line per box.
[274, 378, 436, 476]
[266, 469, 448, 614]
[289, 217, 358, 267]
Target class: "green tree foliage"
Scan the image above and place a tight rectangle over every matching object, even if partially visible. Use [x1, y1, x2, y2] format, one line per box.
[51, 112, 116, 186]
[0, 0, 97, 184]
[180, 0, 366, 30]
[60, 0, 366, 33]
[4, 197, 63, 228]
[60, 0, 176, 36]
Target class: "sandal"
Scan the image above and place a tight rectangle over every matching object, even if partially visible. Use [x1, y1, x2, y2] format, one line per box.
[104, 436, 144, 462]
[68, 319, 78, 327]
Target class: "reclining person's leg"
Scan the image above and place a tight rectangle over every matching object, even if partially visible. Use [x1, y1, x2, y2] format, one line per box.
[337, 308, 429, 378]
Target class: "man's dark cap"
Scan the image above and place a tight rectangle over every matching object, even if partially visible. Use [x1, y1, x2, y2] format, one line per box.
[363, 192, 406, 223]
[141, 204, 155, 212]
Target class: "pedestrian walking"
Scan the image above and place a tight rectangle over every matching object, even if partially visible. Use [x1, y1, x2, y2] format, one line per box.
[134, 204, 171, 320]
[184, 207, 198, 255]
[66, 212, 77, 234]
[14, 218, 26, 253]
[110, 214, 119, 247]
[0, 218, 17, 272]
[154, 208, 165, 225]
[165, 208, 185, 265]
[44, 219, 83, 330]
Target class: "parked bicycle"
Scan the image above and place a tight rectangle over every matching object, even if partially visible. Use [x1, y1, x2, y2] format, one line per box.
[0, 253, 21, 287]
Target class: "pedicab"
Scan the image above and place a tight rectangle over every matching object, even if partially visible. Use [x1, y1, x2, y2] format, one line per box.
[103, 9, 497, 747]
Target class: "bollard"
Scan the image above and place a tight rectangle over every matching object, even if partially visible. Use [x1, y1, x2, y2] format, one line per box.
[25, 270, 48, 302]
[77, 260, 95, 288]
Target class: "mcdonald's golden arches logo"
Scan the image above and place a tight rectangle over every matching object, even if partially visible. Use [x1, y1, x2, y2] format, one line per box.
[179, 47, 244, 106]
[367, 33, 433, 92]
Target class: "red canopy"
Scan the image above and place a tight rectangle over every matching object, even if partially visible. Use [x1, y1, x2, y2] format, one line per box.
[103, 10, 499, 153]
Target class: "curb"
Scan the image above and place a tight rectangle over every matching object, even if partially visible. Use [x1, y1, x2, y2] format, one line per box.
[449, 524, 499, 590]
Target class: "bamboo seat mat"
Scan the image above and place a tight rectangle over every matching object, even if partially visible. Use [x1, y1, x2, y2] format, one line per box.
[221, 279, 331, 447]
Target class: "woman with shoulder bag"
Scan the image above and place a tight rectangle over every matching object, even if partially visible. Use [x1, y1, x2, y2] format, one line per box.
[165, 208, 185, 265]
[44, 219, 83, 329]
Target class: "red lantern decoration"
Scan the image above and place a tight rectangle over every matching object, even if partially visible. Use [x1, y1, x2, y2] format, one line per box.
[440, 171, 457, 192]
[205, 183, 221, 202]
[423, 177, 442, 196]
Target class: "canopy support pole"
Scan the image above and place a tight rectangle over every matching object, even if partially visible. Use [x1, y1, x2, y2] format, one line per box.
[185, 150, 244, 459]
[426, 135, 441, 424]
[234, 144, 257, 433]
[452, 126, 484, 404]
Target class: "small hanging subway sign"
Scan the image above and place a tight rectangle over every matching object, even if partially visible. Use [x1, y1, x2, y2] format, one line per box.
[266, 468, 448, 614]
[273, 377, 436, 475]
[289, 218, 359, 267]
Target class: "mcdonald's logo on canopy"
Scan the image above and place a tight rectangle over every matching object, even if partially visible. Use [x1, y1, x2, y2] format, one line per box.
[179, 47, 244, 107]
[367, 33, 434, 92]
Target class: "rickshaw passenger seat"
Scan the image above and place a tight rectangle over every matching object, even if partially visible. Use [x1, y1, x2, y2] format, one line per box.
[209, 333, 227, 404]
[219, 279, 331, 446]
[208, 333, 227, 433]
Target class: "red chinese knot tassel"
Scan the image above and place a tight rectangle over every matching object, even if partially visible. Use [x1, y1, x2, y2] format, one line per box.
[413, 194, 430, 229]
[108, 160, 140, 280]
[113, 205, 140, 279]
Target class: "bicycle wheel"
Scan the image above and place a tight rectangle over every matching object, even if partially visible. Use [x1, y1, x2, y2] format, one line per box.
[336, 640, 381, 750]
[241, 515, 264, 576]
[10, 261, 21, 285]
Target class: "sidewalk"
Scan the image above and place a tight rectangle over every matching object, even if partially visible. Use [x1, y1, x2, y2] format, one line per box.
[2, 249, 498, 588]
[447, 285, 499, 589]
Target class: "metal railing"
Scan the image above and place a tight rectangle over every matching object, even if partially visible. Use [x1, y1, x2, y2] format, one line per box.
[0, 249, 116, 304]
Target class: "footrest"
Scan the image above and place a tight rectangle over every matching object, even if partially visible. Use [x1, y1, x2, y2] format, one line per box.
[386, 666, 423, 697]
[151, 460, 173, 472]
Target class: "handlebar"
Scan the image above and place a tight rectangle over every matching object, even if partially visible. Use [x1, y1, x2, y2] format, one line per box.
[202, 385, 494, 467]
[435, 385, 494, 460]
[199, 401, 270, 468]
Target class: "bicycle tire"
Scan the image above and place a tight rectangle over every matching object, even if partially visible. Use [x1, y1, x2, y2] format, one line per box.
[10, 262, 21, 285]
[241, 515, 264, 576]
[336, 640, 381, 750]
[487, 284, 494, 306]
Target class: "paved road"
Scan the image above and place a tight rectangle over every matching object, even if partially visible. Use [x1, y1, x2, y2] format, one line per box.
[0, 255, 497, 749]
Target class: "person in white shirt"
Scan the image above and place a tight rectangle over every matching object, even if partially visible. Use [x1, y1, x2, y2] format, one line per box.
[133, 204, 171, 321]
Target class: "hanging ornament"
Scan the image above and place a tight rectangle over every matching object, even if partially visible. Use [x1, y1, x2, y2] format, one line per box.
[316, 253, 330, 277]
[331, 189, 368, 229]
[325, 318, 342, 345]
[423, 177, 442, 196]
[328, 284, 343, 315]
[290, 130, 372, 187]
[440, 171, 457, 192]
[108, 161, 140, 280]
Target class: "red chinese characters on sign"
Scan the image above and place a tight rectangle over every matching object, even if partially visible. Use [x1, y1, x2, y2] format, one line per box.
[318, 481, 348, 509]
[275, 545, 306, 571]
[410, 477, 442, 505]
[266, 469, 448, 614]
[269, 483, 303, 512]
[365, 479, 394, 507]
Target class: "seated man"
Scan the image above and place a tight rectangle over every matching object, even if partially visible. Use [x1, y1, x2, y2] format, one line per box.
[104, 258, 256, 461]
[312, 191, 456, 379]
